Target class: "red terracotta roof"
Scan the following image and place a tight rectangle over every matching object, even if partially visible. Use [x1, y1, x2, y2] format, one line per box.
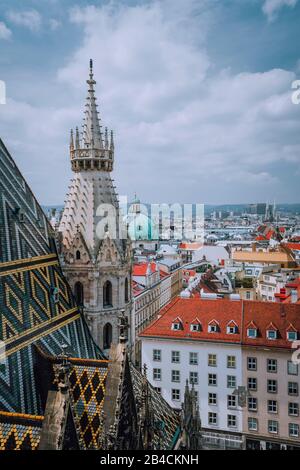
[133, 261, 157, 276]
[284, 243, 300, 251]
[159, 269, 170, 279]
[255, 235, 267, 241]
[140, 297, 300, 349]
[183, 269, 196, 277]
[242, 302, 300, 348]
[140, 297, 242, 343]
[179, 242, 202, 250]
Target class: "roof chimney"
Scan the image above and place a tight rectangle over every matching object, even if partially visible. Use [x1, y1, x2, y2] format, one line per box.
[291, 289, 298, 304]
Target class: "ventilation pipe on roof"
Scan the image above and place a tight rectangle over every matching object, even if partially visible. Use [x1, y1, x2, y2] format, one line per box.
[230, 294, 241, 301]
[200, 292, 218, 300]
[291, 290, 298, 304]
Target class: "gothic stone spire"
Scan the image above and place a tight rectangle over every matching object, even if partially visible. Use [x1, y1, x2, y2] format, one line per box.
[69, 60, 114, 173]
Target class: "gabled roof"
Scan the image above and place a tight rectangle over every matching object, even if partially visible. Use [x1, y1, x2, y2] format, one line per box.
[287, 323, 297, 332]
[227, 319, 238, 328]
[266, 322, 278, 331]
[191, 317, 201, 325]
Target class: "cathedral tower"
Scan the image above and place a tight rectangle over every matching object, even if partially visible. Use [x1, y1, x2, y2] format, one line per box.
[59, 60, 132, 351]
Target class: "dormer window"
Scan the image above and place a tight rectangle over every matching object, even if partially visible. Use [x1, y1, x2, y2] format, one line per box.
[247, 321, 258, 338]
[267, 330, 277, 340]
[287, 325, 298, 342]
[208, 320, 219, 333]
[247, 328, 257, 338]
[171, 317, 183, 331]
[266, 323, 278, 340]
[190, 318, 201, 332]
[287, 331, 297, 341]
[227, 321, 238, 335]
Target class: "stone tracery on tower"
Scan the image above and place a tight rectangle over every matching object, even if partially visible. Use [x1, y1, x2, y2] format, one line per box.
[58, 60, 132, 351]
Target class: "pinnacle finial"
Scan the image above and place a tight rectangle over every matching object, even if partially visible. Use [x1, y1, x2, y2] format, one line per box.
[110, 130, 114, 150]
[70, 129, 74, 151]
[75, 126, 80, 149]
[105, 127, 109, 149]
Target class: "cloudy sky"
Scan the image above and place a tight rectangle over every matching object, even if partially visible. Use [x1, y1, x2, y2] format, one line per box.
[0, 0, 299, 205]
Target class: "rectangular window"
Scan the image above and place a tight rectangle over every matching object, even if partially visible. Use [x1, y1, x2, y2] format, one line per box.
[289, 423, 299, 438]
[154, 387, 161, 394]
[208, 354, 217, 367]
[208, 412, 217, 426]
[153, 349, 161, 362]
[267, 359, 277, 373]
[267, 379, 277, 394]
[172, 389, 181, 401]
[227, 414, 237, 428]
[227, 375, 236, 389]
[268, 400, 278, 414]
[288, 402, 299, 417]
[248, 417, 258, 431]
[227, 356, 236, 369]
[208, 393, 217, 405]
[171, 370, 180, 383]
[247, 328, 257, 338]
[227, 325, 237, 334]
[287, 331, 297, 342]
[288, 361, 298, 376]
[267, 330, 277, 340]
[208, 324, 218, 333]
[189, 352, 198, 365]
[153, 368, 161, 381]
[189, 371, 198, 385]
[248, 377, 257, 391]
[247, 357, 257, 371]
[227, 395, 237, 409]
[288, 382, 299, 396]
[171, 351, 180, 364]
[248, 397, 258, 412]
[268, 420, 278, 434]
[208, 373, 217, 386]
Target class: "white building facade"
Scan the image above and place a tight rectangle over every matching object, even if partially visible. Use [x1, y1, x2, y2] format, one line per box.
[142, 338, 243, 447]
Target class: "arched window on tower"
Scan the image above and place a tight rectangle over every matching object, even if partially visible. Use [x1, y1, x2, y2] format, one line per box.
[125, 277, 129, 303]
[103, 323, 112, 350]
[74, 281, 84, 306]
[76, 250, 81, 260]
[103, 280, 113, 307]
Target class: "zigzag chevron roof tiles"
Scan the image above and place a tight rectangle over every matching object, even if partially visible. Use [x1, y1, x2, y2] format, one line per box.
[0, 138, 103, 417]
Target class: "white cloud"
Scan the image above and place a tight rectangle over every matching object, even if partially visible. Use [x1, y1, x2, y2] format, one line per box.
[1, 0, 299, 204]
[7, 9, 42, 32]
[262, 0, 298, 22]
[0, 21, 12, 40]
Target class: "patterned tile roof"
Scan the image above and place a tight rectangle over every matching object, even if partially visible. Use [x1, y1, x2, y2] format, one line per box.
[0, 411, 43, 450]
[0, 138, 103, 417]
[68, 360, 108, 449]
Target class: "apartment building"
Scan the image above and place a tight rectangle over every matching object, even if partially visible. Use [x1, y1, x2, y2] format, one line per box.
[140, 298, 244, 449]
[140, 297, 300, 449]
[158, 258, 182, 299]
[131, 261, 171, 367]
[242, 302, 300, 450]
